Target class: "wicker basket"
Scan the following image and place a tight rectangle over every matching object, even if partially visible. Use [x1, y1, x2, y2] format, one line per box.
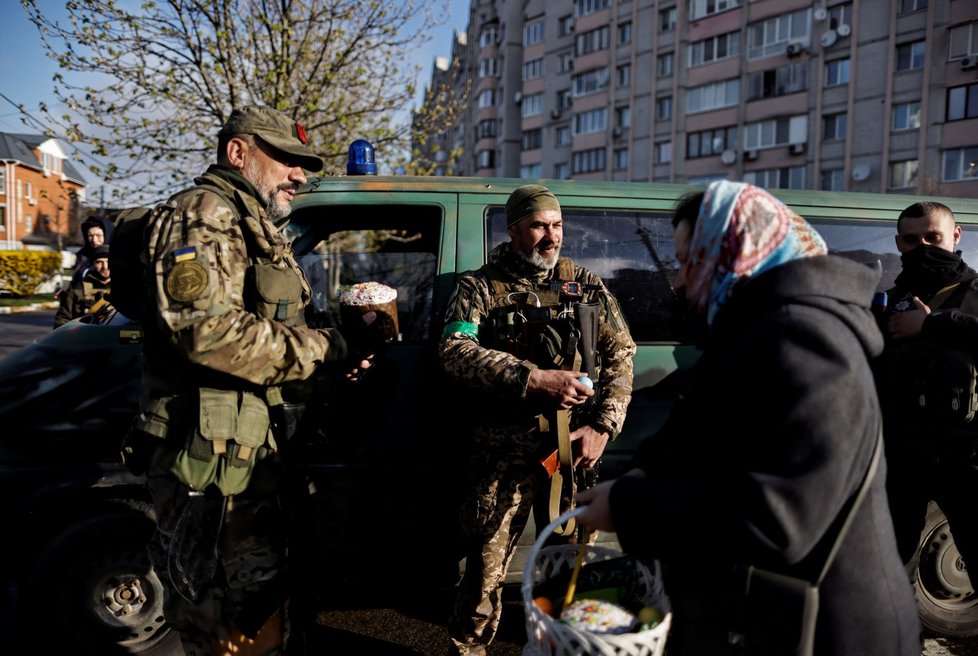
[522, 507, 671, 656]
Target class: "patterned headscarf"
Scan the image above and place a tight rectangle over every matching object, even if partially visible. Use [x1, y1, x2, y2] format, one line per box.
[684, 181, 827, 325]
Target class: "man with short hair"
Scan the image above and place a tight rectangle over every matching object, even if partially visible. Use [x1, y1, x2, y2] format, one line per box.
[53, 243, 111, 328]
[439, 184, 636, 655]
[126, 105, 352, 656]
[876, 200, 978, 590]
[72, 215, 113, 279]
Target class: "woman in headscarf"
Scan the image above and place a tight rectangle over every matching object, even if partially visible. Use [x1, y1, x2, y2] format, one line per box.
[576, 181, 920, 655]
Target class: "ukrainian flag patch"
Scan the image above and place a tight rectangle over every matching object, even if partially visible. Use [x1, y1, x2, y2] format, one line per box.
[173, 246, 197, 262]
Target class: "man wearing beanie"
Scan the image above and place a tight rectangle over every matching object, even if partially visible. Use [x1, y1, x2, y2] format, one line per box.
[120, 105, 354, 656]
[439, 184, 636, 655]
[53, 243, 112, 328]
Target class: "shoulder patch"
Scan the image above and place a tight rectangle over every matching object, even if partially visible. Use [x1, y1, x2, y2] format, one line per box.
[165, 260, 209, 302]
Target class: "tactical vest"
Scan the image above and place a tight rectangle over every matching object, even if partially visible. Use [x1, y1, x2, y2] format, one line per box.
[138, 183, 311, 496]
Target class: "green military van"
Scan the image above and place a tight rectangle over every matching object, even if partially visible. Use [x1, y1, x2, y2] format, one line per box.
[3, 171, 978, 654]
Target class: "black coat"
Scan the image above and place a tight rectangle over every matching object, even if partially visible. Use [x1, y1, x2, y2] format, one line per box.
[610, 255, 920, 656]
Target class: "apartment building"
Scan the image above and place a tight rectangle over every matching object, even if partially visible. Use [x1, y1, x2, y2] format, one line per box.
[420, 0, 978, 199]
[0, 132, 86, 249]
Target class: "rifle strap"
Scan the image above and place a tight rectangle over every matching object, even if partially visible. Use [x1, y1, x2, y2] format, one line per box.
[548, 349, 581, 537]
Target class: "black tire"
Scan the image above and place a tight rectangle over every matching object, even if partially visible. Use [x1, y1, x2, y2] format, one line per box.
[911, 501, 978, 637]
[17, 499, 181, 655]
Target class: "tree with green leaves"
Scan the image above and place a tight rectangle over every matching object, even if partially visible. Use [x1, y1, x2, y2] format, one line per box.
[22, 0, 460, 205]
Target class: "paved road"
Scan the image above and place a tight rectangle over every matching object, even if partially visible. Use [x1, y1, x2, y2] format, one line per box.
[1, 307, 976, 655]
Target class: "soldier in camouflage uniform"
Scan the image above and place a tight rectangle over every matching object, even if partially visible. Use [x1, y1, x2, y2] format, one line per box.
[53, 243, 112, 328]
[440, 184, 636, 656]
[126, 106, 351, 656]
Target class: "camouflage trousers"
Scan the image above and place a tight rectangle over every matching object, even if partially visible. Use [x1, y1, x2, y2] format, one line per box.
[146, 448, 289, 655]
[448, 421, 571, 656]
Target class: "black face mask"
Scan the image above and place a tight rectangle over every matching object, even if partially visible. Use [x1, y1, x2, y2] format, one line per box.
[894, 244, 968, 299]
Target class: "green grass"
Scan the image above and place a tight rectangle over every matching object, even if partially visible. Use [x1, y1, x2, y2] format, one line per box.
[0, 293, 59, 307]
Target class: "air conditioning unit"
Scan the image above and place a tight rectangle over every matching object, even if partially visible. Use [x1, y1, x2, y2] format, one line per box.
[789, 142, 807, 155]
[744, 149, 759, 161]
[786, 42, 805, 58]
[961, 55, 978, 71]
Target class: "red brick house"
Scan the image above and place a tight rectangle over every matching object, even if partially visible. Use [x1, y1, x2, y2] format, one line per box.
[0, 133, 87, 250]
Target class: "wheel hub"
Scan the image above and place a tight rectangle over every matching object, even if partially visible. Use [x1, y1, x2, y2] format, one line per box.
[104, 576, 147, 617]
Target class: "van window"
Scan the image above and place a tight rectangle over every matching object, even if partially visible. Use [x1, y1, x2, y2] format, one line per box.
[488, 207, 680, 342]
[286, 205, 441, 342]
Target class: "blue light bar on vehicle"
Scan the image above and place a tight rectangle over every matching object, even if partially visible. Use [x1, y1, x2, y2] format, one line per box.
[347, 139, 378, 175]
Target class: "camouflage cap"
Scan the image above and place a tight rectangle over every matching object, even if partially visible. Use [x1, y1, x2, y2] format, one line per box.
[505, 184, 561, 227]
[219, 105, 324, 172]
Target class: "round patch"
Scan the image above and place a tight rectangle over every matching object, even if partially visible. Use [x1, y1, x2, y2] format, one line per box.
[165, 261, 209, 302]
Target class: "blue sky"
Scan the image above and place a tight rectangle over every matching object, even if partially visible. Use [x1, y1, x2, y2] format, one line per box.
[0, 1, 469, 194]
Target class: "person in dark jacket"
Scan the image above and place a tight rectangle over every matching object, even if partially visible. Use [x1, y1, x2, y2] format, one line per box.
[71, 214, 114, 280]
[53, 243, 111, 328]
[576, 180, 920, 656]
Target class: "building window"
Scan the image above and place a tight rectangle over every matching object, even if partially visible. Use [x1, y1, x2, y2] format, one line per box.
[0, 206, 5, 227]
[656, 97, 673, 120]
[576, 26, 610, 56]
[823, 113, 847, 140]
[660, 8, 676, 32]
[479, 26, 499, 48]
[522, 128, 543, 150]
[615, 106, 631, 129]
[943, 147, 978, 181]
[24, 182, 32, 200]
[828, 4, 853, 32]
[557, 89, 572, 110]
[25, 214, 32, 233]
[896, 41, 925, 71]
[618, 22, 632, 46]
[0, 169, 5, 190]
[687, 79, 740, 114]
[690, 31, 741, 67]
[558, 15, 575, 37]
[747, 8, 811, 60]
[476, 149, 495, 169]
[521, 93, 544, 117]
[572, 147, 607, 174]
[658, 53, 674, 77]
[554, 162, 570, 179]
[949, 22, 978, 59]
[744, 166, 807, 189]
[523, 58, 544, 81]
[520, 163, 542, 178]
[477, 89, 496, 109]
[555, 125, 572, 146]
[574, 108, 608, 135]
[821, 168, 845, 191]
[947, 84, 978, 121]
[744, 115, 808, 149]
[576, 0, 609, 17]
[572, 67, 610, 96]
[655, 141, 672, 164]
[614, 147, 629, 170]
[690, 0, 741, 21]
[479, 57, 499, 78]
[559, 51, 574, 73]
[687, 126, 738, 158]
[746, 61, 808, 100]
[889, 160, 919, 188]
[41, 152, 63, 175]
[524, 19, 545, 46]
[825, 59, 850, 86]
[617, 63, 631, 87]
[899, 0, 927, 13]
[478, 119, 497, 139]
[893, 101, 922, 130]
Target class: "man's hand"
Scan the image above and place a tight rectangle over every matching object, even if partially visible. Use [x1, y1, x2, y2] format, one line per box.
[570, 424, 609, 468]
[344, 354, 374, 382]
[887, 296, 931, 341]
[527, 369, 594, 409]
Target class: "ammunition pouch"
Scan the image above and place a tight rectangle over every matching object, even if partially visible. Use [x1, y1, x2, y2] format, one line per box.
[170, 387, 274, 496]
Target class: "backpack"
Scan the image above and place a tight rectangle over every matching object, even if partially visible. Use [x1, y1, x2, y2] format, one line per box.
[108, 206, 155, 321]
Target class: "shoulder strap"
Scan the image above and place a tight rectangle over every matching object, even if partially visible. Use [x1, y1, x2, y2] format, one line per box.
[927, 282, 963, 311]
[815, 426, 883, 585]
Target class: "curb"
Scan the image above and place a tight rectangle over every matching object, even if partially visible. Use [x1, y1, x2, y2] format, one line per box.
[0, 301, 59, 314]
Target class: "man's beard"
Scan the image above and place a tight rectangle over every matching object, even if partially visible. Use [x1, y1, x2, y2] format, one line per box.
[519, 243, 560, 270]
[244, 158, 294, 221]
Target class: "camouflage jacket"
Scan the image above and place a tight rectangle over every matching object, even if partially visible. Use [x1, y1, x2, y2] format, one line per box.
[439, 242, 636, 438]
[141, 165, 345, 399]
[53, 273, 110, 328]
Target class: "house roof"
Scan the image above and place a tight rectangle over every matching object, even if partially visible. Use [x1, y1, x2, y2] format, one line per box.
[0, 132, 87, 185]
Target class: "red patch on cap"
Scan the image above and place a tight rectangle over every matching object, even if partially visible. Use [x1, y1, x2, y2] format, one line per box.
[295, 122, 308, 145]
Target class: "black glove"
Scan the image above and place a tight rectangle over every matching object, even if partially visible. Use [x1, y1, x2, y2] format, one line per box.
[120, 429, 159, 476]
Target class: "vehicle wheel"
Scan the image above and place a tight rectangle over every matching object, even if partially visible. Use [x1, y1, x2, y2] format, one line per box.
[19, 500, 181, 655]
[911, 501, 978, 637]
